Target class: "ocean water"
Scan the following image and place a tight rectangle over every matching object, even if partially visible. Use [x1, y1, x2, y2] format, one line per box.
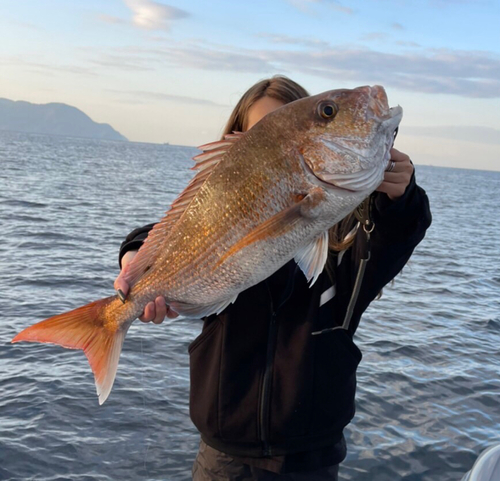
[0, 130, 499, 481]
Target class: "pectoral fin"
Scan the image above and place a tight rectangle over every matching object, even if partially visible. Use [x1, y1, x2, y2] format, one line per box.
[294, 231, 329, 286]
[216, 202, 303, 268]
[216, 188, 327, 269]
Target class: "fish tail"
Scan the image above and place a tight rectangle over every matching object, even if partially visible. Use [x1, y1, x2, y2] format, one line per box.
[12, 296, 129, 405]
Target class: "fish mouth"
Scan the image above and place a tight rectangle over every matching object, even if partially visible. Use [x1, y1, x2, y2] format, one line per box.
[380, 105, 403, 170]
[367, 85, 403, 126]
[380, 105, 403, 130]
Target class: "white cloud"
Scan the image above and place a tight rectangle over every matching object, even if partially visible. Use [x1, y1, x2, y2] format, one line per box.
[256, 33, 330, 49]
[97, 14, 128, 25]
[83, 41, 500, 98]
[392, 22, 405, 30]
[396, 41, 421, 48]
[287, 0, 354, 14]
[109, 89, 228, 107]
[360, 32, 389, 42]
[123, 0, 188, 31]
[4, 55, 96, 77]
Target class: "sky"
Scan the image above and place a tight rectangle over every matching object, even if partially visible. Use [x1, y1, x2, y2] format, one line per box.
[1, 0, 500, 171]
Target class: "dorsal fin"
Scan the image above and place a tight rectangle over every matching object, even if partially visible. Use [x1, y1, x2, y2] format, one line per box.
[122, 132, 245, 289]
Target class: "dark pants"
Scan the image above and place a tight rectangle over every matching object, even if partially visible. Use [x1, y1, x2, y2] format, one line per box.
[192, 441, 339, 481]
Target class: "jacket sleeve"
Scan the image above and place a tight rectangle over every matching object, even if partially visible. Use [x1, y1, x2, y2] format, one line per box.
[118, 223, 156, 268]
[341, 170, 432, 334]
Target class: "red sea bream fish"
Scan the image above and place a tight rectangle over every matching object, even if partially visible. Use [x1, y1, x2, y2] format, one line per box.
[13, 86, 403, 404]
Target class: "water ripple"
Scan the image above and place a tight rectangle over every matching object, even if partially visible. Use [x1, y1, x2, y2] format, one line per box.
[1, 131, 499, 480]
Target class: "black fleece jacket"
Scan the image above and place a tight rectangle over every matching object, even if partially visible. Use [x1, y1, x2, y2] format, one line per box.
[119, 172, 431, 472]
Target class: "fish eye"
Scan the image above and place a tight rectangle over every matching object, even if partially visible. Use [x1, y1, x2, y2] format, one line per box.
[318, 102, 338, 120]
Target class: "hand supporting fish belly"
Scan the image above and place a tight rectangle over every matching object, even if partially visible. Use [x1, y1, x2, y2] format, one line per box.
[12, 85, 402, 404]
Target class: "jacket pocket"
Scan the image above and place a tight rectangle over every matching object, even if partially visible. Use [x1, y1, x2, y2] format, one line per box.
[309, 328, 362, 435]
[189, 317, 223, 438]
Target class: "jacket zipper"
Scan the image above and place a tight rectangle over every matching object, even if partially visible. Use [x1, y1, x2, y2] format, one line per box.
[259, 265, 298, 456]
[259, 306, 277, 456]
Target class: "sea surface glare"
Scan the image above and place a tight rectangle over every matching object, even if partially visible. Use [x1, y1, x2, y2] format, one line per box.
[1, 131, 499, 481]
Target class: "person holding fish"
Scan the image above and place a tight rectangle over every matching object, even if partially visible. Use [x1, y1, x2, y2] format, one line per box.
[115, 77, 431, 480]
[14, 76, 431, 480]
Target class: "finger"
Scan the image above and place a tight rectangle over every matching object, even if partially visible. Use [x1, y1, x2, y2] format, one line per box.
[139, 302, 155, 323]
[114, 275, 130, 297]
[384, 161, 413, 178]
[153, 297, 167, 325]
[381, 171, 412, 184]
[389, 148, 410, 163]
[121, 250, 138, 270]
[116, 250, 138, 299]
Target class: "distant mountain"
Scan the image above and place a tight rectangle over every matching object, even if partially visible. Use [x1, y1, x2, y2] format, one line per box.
[0, 98, 128, 141]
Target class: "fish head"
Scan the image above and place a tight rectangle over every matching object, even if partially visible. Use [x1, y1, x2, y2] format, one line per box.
[288, 85, 403, 194]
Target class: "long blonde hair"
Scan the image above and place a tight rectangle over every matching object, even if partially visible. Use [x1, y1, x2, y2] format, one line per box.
[223, 75, 357, 252]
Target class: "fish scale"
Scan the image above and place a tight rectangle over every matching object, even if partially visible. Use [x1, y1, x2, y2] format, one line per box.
[145, 150, 296, 304]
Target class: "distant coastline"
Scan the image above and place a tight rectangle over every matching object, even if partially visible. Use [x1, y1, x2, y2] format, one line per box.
[0, 98, 127, 142]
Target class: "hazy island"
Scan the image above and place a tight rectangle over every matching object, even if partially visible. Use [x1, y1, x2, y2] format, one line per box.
[0, 98, 128, 141]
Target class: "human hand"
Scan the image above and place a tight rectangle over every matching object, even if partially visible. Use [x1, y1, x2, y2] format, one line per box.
[376, 148, 414, 201]
[114, 250, 178, 324]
